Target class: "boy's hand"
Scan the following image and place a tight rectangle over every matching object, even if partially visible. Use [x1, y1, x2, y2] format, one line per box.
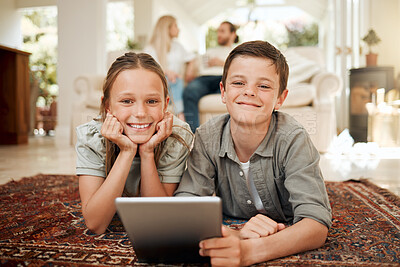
[239, 214, 285, 239]
[138, 112, 173, 156]
[199, 226, 242, 267]
[101, 113, 137, 153]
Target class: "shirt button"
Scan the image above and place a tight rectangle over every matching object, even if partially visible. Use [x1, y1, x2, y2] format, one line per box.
[239, 171, 244, 176]
[247, 199, 252, 205]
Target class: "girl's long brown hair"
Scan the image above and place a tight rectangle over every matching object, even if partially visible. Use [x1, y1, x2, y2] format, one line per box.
[100, 52, 192, 195]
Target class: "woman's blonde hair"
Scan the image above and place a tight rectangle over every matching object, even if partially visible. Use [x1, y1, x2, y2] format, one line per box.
[149, 15, 176, 69]
[100, 52, 191, 195]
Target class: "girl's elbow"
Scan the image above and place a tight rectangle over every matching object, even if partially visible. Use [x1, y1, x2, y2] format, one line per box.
[84, 218, 107, 235]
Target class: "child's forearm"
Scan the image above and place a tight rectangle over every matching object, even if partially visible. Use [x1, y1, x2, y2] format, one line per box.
[81, 150, 135, 234]
[139, 153, 171, 196]
[240, 218, 328, 266]
[184, 60, 197, 83]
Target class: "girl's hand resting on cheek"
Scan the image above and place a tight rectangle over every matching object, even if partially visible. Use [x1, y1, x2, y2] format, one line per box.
[139, 112, 173, 156]
[101, 113, 137, 154]
[239, 214, 285, 239]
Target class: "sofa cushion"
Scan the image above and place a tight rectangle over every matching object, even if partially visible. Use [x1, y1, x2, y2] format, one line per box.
[283, 83, 316, 107]
[85, 90, 102, 109]
[74, 75, 104, 110]
[198, 83, 316, 111]
[199, 94, 226, 112]
[284, 48, 321, 86]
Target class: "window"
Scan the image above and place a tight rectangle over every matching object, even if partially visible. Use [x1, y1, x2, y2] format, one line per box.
[20, 7, 58, 135]
[106, 0, 134, 52]
[205, 4, 318, 50]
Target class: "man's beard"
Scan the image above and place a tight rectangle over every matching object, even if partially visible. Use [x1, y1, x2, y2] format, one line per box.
[218, 37, 229, 46]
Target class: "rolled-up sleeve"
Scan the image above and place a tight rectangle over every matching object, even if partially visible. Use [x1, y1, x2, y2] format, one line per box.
[280, 129, 332, 228]
[75, 122, 106, 178]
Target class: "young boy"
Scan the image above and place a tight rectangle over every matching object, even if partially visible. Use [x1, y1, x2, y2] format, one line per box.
[174, 40, 332, 266]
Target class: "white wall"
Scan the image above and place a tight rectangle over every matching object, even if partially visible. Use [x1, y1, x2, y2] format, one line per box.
[57, 0, 107, 142]
[153, 0, 201, 53]
[369, 0, 400, 79]
[0, 0, 22, 49]
[133, 0, 154, 48]
[16, 0, 55, 8]
[133, 0, 201, 54]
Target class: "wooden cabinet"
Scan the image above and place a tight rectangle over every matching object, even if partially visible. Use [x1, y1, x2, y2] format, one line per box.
[349, 66, 394, 142]
[0, 45, 31, 145]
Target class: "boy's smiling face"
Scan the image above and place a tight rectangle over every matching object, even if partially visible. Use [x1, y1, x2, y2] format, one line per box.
[220, 56, 287, 131]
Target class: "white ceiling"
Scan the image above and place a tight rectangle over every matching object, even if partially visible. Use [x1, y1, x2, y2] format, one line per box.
[15, 0, 330, 25]
[173, 0, 236, 25]
[173, 0, 329, 25]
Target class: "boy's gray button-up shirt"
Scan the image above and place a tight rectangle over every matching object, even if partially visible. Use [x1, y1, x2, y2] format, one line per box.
[174, 112, 332, 228]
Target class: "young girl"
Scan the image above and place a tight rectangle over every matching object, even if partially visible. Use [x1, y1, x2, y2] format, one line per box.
[75, 52, 193, 234]
[144, 15, 196, 120]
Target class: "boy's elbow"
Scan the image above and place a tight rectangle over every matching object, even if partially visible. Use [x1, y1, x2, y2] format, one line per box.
[303, 218, 329, 248]
[314, 222, 329, 248]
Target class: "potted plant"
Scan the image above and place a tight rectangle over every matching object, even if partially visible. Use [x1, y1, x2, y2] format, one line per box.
[362, 29, 381, 66]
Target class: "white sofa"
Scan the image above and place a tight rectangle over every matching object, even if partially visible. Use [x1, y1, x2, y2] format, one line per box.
[70, 74, 104, 145]
[71, 47, 342, 152]
[198, 46, 342, 153]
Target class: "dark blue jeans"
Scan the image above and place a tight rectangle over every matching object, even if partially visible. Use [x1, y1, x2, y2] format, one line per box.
[183, 75, 222, 132]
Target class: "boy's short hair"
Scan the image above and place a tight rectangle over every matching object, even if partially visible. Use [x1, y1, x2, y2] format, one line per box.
[221, 40, 289, 96]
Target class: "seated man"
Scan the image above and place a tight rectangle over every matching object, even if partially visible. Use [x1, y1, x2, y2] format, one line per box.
[183, 21, 238, 132]
[175, 40, 332, 266]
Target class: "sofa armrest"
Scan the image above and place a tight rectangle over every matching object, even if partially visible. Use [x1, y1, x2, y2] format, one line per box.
[311, 71, 343, 106]
[74, 74, 104, 109]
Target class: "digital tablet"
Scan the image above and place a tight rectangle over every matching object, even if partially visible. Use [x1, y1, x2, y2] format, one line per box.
[115, 196, 222, 263]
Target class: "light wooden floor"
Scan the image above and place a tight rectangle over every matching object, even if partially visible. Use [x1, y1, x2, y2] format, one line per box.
[0, 136, 76, 183]
[1, 136, 400, 196]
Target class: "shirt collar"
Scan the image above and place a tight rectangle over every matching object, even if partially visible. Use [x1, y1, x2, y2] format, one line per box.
[218, 113, 276, 160]
[254, 112, 276, 158]
[219, 118, 238, 161]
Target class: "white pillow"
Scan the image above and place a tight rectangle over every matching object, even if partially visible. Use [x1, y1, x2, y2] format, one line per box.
[282, 83, 316, 107]
[85, 91, 102, 109]
[284, 49, 321, 86]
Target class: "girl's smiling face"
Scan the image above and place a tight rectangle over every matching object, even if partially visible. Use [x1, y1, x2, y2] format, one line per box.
[107, 68, 169, 144]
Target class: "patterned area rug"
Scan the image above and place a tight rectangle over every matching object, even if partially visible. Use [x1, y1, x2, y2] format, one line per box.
[0, 174, 399, 266]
